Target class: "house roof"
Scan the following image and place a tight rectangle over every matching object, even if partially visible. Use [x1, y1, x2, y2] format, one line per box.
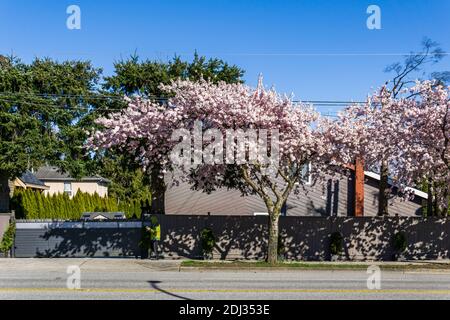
[81, 212, 126, 220]
[16, 171, 49, 190]
[34, 166, 111, 184]
[364, 171, 428, 199]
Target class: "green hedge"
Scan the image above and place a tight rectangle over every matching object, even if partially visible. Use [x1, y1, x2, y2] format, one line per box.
[11, 189, 143, 220]
[0, 221, 15, 257]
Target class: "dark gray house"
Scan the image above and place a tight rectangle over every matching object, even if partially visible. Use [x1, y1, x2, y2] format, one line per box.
[165, 170, 426, 217]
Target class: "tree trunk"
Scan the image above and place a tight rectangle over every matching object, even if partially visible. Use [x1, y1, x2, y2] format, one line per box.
[150, 167, 166, 215]
[267, 210, 280, 265]
[378, 161, 389, 216]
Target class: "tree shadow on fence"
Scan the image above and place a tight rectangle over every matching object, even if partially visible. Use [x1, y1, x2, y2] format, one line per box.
[161, 215, 450, 261]
[14, 216, 450, 261]
[37, 228, 140, 258]
[160, 215, 268, 260]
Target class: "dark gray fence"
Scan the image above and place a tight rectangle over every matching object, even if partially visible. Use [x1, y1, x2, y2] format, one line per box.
[14, 216, 450, 260]
[159, 215, 450, 261]
[14, 221, 142, 258]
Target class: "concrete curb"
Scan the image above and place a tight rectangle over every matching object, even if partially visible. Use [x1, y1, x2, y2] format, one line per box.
[179, 266, 450, 273]
[178, 261, 450, 273]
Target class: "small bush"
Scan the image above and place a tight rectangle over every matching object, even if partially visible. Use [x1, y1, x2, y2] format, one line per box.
[278, 235, 286, 257]
[329, 232, 344, 255]
[138, 226, 152, 259]
[139, 226, 151, 249]
[200, 228, 216, 259]
[393, 231, 407, 253]
[0, 222, 16, 257]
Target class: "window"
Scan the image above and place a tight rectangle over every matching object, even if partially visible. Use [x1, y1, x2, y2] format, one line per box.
[293, 162, 312, 185]
[64, 182, 72, 197]
[301, 162, 312, 185]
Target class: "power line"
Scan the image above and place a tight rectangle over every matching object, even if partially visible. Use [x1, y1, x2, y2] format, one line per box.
[106, 51, 450, 57]
[0, 97, 341, 119]
[294, 100, 364, 104]
[0, 92, 364, 106]
[0, 97, 122, 111]
[0, 92, 358, 116]
[0, 92, 131, 101]
[0, 92, 365, 103]
[0, 97, 354, 114]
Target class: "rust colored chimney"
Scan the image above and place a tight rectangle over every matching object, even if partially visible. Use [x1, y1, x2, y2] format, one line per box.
[354, 158, 365, 216]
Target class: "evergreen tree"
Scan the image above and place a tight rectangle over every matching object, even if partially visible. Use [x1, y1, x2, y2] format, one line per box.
[0, 55, 102, 181]
[95, 53, 244, 214]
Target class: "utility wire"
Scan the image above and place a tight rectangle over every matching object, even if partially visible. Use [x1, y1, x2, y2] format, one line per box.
[0, 92, 367, 104]
[0, 97, 346, 116]
[0, 93, 352, 117]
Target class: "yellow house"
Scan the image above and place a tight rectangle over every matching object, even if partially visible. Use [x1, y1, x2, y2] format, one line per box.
[1, 171, 49, 212]
[12, 171, 50, 192]
[34, 166, 110, 198]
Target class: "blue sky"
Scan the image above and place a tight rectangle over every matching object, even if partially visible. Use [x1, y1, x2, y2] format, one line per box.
[1, 0, 449, 114]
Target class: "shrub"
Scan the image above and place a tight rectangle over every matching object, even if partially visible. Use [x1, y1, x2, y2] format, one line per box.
[200, 228, 216, 259]
[393, 231, 407, 253]
[329, 232, 344, 255]
[139, 226, 151, 249]
[0, 222, 16, 257]
[11, 189, 144, 220]
[278, 235, 286, 257]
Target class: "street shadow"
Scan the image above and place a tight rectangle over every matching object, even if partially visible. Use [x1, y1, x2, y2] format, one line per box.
[147, 280, 192, 300]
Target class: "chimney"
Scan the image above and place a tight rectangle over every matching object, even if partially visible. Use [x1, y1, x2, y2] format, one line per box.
[354, 158, 365, 216]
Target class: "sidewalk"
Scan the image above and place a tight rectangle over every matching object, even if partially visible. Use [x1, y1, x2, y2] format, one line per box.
[0, 258, 183, 272]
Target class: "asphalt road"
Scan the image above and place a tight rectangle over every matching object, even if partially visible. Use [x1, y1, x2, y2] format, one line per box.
[1, 258, 450, 300]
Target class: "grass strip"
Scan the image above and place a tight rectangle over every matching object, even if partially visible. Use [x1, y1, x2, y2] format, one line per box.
[180, 260, 450, 271]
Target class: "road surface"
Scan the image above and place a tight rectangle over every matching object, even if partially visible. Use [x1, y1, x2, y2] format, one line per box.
[1, 258, 450, 300]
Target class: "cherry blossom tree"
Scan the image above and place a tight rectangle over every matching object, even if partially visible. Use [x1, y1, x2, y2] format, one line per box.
[393, 81, 449, 215]
[333, 80, 449, 215]
[89, 77, 342, 263]
[376, 37, 448, 215]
